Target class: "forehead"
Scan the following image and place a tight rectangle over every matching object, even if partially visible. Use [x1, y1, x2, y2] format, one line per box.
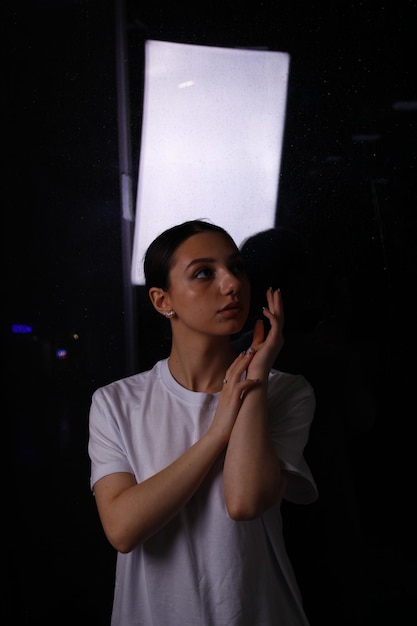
[173, 231, 238, 265]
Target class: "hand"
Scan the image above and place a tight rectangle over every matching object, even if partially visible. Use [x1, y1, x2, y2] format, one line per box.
[209, 289, 284, 443]
[210, 351, 260, 443]
[247, 288, 285, 377]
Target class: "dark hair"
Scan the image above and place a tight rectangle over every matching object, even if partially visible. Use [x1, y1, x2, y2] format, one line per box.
[144, 219, 237, 290]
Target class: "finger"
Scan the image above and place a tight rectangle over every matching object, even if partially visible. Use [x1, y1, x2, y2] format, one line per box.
[275, 289, 284, 326]
[252, 319, 265, 345]
[265, 287, 281, 314]
[238, 377, 262, 400]
[264, 289, 284, 324]
[223, 350, 253, 384]
[265, 286, 275, 312]
[220, 374, 259, 405]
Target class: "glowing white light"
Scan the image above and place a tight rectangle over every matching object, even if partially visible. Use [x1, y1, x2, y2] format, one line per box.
[131, 40, 290, 284]
[178, 80, 195, 88]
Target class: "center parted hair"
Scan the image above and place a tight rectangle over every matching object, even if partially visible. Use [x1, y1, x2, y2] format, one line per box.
[144, 219, 238, 291]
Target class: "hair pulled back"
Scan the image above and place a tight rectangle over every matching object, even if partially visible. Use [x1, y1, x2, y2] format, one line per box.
[144, 219, 236, 291]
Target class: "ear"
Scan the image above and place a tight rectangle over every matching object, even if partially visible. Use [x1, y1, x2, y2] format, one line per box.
[149, 287, 172, 316]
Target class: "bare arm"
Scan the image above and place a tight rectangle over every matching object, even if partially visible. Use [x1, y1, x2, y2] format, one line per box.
[93, 431, 225, 553]
[223, 288, 288, 520]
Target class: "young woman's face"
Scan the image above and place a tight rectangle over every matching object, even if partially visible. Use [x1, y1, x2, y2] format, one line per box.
[166, 231, 251, 336]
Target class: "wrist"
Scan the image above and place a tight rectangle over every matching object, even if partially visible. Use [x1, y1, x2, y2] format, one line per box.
[246, 368, 269, 382]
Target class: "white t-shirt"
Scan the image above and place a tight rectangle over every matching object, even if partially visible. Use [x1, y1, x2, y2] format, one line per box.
[89, 358, 318, 626]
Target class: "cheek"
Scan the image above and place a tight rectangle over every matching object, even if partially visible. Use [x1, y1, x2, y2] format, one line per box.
[175, 288, 206, 313]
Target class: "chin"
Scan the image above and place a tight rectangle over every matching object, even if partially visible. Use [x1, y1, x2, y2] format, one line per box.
[226, 320, 246, 336]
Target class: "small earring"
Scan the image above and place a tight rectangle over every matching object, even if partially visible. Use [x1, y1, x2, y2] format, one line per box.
[163, 310, 175, 318]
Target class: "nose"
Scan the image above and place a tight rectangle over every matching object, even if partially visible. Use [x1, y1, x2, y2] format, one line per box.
[219, 269, 241, 295]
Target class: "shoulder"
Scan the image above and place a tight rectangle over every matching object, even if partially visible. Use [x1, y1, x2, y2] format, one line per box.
[91, 360, 163, 406]
[268, 368, 315, 401]
[266, 369, 316, 425]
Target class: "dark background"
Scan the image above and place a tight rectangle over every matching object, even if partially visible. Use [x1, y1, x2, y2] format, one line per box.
[7, 1, 416, 624]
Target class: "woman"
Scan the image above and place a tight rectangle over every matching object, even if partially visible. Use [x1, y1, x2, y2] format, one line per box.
[88, 219, 318, 625]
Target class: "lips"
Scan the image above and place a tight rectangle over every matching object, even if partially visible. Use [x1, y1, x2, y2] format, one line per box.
[218, 302, 242, 313]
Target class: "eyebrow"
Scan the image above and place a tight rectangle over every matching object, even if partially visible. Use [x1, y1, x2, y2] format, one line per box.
[185, 251, 243, 272]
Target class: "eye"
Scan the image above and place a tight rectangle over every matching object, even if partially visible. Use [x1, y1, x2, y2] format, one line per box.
[193, 266, 214, 279]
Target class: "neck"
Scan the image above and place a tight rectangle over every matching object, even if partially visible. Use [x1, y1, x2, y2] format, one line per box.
[168, 336, 237, 393]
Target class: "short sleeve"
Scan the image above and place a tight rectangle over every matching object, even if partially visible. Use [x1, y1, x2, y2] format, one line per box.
[88, 386, 135, 491]
[267, 370, 318, 504]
